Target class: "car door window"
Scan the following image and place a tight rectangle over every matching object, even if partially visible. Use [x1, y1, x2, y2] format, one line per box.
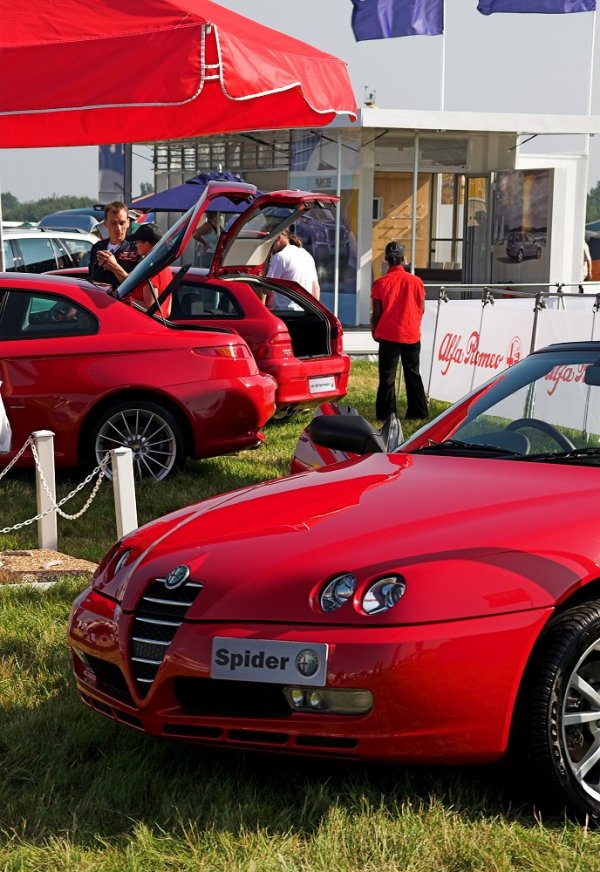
[171, 282, 243, 319]
[59, 237, 93, 268]
[15, 237, 58, 273]
[2, 241, 17, 271]
[0, 290, 98, 338]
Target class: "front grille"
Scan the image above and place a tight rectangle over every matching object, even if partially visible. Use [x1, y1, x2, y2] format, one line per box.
[130, 575, 203, 697]
[175, 678, 291, 718]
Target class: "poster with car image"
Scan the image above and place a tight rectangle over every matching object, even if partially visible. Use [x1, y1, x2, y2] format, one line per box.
[491, 169, 551, 286]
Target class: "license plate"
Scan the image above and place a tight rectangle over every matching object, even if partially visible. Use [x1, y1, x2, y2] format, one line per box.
[211, 637, 328, 686]
[309, 375, 336, 394]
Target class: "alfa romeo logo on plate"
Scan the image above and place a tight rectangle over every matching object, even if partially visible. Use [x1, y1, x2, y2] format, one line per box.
[295, 648, 320, 678]
[164, 565, 190, 590]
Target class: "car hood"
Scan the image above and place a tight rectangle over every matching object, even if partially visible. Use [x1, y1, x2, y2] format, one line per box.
[208, 190, 340, 278]
[103, 453, 600, 624]
[116, 185, 339, 299]
[116, 181, 258, 302]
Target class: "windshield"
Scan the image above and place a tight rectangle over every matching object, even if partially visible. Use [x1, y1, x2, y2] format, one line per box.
[412, 347, 600, 462]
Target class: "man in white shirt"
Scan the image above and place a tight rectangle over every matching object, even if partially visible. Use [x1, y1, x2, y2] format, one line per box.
[267, 229, 320, 299]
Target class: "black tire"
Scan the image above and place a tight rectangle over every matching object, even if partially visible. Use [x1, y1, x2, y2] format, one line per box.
[87, 400, 184, 481]
[517, 249, 524, 263]
[520, 602, 600, 821]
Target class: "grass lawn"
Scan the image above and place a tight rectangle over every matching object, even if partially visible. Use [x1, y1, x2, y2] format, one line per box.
[1, 362, 599, 869]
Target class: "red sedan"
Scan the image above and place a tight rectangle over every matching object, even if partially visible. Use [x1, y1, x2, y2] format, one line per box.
[0, 186, 277, 479]
[68, 341, 600, 820]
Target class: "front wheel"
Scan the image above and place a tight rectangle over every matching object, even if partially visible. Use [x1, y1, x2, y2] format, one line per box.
[88, 400, 184, 480]
[522, 602, 600, 821]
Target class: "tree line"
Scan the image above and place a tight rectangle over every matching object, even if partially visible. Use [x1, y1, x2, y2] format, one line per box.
[587, 181, 600, 224]
[1, 183, 154, 224]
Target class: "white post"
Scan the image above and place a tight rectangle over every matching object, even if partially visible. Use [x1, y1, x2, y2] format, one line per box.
[111, 447, 138, 538]
[334, 130, 342, 318]
[411, 131, 420, 274]
[34, 430, 57, 550]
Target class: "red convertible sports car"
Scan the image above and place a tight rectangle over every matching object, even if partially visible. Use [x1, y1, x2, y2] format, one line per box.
[0, 184, 277, 479]
[68, 341, 600, 820]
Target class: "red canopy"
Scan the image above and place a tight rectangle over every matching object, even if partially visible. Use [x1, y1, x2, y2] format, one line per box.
[0, 0, 357, 148]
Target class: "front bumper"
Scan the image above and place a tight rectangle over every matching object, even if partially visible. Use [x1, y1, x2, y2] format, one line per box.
[68, 589, 550, 764]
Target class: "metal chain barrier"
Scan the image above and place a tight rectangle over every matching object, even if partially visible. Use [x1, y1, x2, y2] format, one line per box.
[0, 442, 111, 533]
[0, 435, 33, 484]
[30, 442, 111, 520]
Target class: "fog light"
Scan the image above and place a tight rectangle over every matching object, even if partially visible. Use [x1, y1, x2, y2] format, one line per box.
[284, 687, 373, 715]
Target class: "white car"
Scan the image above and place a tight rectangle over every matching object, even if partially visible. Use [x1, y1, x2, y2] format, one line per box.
[2, 228, 98, 273]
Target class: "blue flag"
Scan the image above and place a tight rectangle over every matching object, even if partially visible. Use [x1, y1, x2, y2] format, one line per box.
[478, 1, 595, 13]
[351, 0, 444, 40]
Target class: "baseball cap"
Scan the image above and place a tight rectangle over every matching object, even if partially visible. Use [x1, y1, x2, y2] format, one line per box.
[126, 223, 162, 244]
[385, 240, 405, 261]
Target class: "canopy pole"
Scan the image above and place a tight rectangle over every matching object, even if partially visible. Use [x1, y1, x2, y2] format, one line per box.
[410, 131, 420, 275]
[440, 30, 446, 112]
[124, 143, 133, 206]
[586, 10, 597, 122]
[334, 130, 342, 317]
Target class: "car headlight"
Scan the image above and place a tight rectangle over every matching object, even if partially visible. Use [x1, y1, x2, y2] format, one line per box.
[114, 547, 133, 575]
[362, 575, 406, 615]
[319, 572, 357, 612]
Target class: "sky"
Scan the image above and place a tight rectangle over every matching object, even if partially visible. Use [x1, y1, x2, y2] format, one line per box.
[1, 0, 599, 201]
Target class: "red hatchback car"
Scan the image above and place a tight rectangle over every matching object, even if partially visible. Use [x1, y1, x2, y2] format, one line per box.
[0, 187, 276, 479]
[176, 189, 350, 416]
[69, 341, 600, 820]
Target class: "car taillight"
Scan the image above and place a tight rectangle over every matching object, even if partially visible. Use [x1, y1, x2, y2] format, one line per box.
[253, 333, 294, 361]
[332, 325, 344, 354]
[192, 344, 251, 359]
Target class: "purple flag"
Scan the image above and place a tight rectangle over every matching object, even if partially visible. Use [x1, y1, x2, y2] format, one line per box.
[478, 1, 595, 13]
[351, 0, 444, 40]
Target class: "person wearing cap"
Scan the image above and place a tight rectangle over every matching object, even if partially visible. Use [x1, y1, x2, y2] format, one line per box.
[127, 223, 173, 319]
[371, 240, 428, 422]
[88, 200, 140, 289]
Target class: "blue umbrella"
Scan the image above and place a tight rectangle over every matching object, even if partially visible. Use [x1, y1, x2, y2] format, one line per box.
[130, 169, 258, 213]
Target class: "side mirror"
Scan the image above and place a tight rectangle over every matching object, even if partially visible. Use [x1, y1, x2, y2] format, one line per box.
[308, 414, 386, 455]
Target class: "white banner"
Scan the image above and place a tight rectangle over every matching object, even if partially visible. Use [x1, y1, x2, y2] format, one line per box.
[426, 302, 532, 403]
[533, 308, 595, 349]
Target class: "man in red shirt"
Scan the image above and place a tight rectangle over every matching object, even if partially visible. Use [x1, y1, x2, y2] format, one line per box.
[371, 240, 428, 422]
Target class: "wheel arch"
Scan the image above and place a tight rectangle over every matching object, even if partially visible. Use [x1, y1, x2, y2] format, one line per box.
[78, 389, 196, 463]
[508, 577, 600, 746]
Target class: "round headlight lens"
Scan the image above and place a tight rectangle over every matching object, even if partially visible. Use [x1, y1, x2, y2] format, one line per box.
[319, 573, 357, 613]
[362, 575, 406, 615]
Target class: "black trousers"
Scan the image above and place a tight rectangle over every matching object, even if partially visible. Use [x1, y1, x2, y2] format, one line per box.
[376, 339, 428, 422]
